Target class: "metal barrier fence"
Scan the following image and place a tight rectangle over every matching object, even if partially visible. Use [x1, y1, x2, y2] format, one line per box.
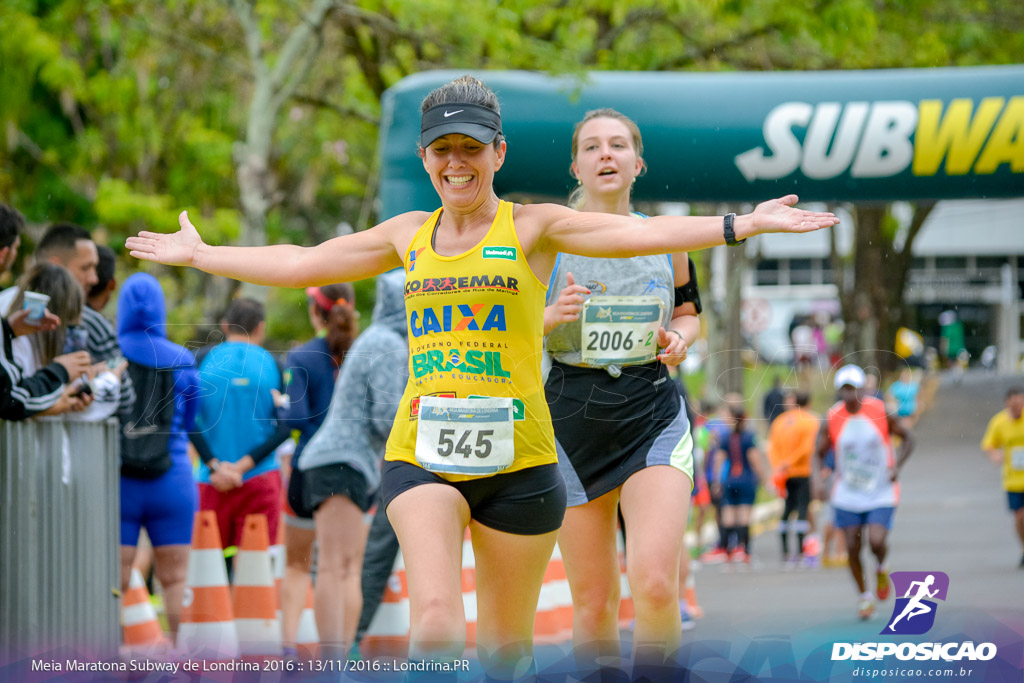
[0, 418, 120, 660]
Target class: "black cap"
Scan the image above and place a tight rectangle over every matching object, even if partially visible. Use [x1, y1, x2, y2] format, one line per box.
[420, 103, 502, 147]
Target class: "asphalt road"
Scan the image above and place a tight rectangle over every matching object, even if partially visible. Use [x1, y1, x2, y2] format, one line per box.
[645, 370, 1024, 681]
[687, 371, 1023, 629]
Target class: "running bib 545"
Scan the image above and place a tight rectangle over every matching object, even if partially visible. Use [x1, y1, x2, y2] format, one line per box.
[581, 296, 664, 366]
[415, 396, 514, 475]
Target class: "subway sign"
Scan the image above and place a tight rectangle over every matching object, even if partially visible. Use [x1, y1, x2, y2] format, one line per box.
[735, 97, 1022, 183]
[380, 66, 1024, 214]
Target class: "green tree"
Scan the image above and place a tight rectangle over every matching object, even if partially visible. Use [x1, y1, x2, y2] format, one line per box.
[2, 0, 1021, 349]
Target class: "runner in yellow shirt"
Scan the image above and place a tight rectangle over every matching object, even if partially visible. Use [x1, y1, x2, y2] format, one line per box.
[980, 386, 1024, 568]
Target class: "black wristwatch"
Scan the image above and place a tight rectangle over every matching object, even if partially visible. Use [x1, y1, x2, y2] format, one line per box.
[723, 212, 745, 246]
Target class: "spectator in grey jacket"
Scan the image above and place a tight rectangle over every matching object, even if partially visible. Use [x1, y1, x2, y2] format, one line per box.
[296, 269, 408, 659]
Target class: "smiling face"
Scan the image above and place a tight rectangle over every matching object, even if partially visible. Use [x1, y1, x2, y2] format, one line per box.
[420, 134, 505, 212]
[571, 117, 644, 200]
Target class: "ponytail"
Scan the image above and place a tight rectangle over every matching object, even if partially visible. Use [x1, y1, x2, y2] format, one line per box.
[325, 305, 358, 366]
[729, 404, 747, 434]
[307, 282, 357, 367]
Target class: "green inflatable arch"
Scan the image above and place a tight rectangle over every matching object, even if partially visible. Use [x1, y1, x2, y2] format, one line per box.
[378, 66, 1024, 218]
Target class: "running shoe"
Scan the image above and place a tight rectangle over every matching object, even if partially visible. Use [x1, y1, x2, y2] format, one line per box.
[857, 595, 875, 621]
[700, 548, 729, 564]
[680, 601, 696, 631]
[728, 548, 751, 564]
[876, 569, 890, 601]
[822, 554, 848, 569]
[802, 533, 822, 558]
[282, 646, 299, 675]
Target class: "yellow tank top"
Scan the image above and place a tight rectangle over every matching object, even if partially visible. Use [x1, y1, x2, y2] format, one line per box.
[385, 201, 557, 480]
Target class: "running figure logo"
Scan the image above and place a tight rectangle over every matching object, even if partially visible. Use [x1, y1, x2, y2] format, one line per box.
[882, 571, 950, 635]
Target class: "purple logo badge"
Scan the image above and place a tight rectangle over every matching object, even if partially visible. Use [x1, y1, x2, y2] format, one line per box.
[882, 571, 950, 635]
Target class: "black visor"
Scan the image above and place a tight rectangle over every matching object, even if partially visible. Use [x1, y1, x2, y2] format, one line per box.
[420, 103, 502, 147]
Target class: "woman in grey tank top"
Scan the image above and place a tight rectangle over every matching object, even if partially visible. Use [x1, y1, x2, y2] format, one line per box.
[543, 109, 700, 670]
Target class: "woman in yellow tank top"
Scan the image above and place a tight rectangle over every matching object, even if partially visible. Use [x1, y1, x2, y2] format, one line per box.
[128, 75, 838, 678]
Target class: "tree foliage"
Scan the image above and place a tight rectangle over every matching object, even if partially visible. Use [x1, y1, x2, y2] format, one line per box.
[1, 0, 1021, 346]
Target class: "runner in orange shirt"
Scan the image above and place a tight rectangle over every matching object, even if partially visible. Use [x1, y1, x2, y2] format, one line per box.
[767, 391, 821, 566]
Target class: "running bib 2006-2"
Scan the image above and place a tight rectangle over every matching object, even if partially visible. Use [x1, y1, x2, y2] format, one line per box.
[581, 296, 664, 366]
[415, 396, 515, 475]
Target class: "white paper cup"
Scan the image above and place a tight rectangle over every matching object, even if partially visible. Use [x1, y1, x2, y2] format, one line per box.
[22, 291, 51, 325]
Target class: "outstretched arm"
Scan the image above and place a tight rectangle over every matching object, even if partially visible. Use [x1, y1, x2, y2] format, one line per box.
[537, 195, 837, 258]
[127, 211, 409, 288]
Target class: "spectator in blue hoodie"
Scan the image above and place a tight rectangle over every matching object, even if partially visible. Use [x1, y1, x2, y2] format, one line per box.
[117, 272, 200, 639]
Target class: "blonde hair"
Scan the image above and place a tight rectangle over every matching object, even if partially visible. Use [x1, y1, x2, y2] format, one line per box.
[568, 108, 646, 209]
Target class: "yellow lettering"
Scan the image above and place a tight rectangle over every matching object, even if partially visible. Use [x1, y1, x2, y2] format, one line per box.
[974, 96, 1024, 174]
[912, 97, 1004, 175]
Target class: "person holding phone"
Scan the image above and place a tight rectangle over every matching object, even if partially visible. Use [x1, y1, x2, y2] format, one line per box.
[1, 203, 90, 418]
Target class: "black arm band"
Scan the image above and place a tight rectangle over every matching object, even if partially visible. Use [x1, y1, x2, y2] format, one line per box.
[673, 258, 703, 314]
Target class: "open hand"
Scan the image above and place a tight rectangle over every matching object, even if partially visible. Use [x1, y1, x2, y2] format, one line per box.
[126, 210, 204, 266]
[748, 195, 839, 234]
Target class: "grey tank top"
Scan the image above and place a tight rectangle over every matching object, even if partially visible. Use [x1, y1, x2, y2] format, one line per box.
[545, 250, 675, 375]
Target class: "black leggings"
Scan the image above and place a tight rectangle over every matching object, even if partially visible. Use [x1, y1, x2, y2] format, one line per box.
[783, 477, 811, 525]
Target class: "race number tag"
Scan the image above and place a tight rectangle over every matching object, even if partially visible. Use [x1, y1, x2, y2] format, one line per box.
[844, 465, 876, 492]
[841, 449, 878, 492]
[1011, 447, 1024, 471]
[581, 296, 664, 366]
[415, 396, 514, 475]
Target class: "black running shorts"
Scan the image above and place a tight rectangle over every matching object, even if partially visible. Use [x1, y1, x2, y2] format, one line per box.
[380, 460, 566, 535]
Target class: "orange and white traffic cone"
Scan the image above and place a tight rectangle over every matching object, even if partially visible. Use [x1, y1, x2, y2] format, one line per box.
[233, 514, 283, 660]
[121, 568, 169, 654]
[684, 572, 704, 619]
[295, 583, 319, 659]
[177, 510, 239, 659]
